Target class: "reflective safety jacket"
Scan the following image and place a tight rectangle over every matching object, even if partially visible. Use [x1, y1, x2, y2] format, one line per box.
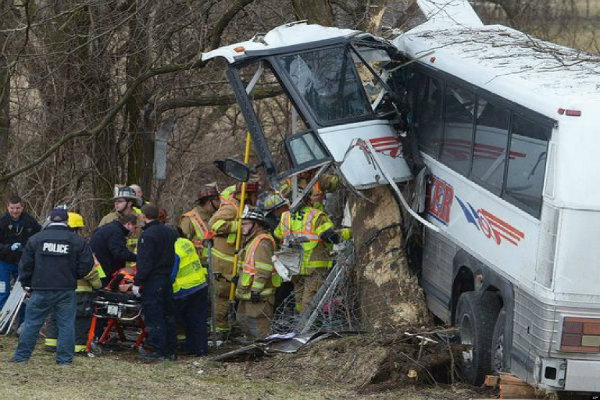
[235, 229, 280, 300]
[179, 206, 213, 261]
[207, 198, 239, 277]
[76, 258, 104, 292]
[171, 238, 207, 299]
[219, 185, 236, 205]
[274, 206, 335, 275]
[280, 174, 340, 208]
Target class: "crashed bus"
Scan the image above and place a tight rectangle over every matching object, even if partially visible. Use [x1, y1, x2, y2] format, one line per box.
[202, 0, 600, 393]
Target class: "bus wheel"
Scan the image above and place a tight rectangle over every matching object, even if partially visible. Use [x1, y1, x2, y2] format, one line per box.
[455, 291, 501, 385]
[491, 308, 506, 374]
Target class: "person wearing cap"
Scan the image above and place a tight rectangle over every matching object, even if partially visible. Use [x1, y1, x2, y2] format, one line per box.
[235, 207, 280, 340]
[179, 185, 220, 262]
[207, 181, 260, 336]
[133, 204, 178, 361]
[45, 212, 102, 354]
[12, 208, 95, 365]
[0, 194, 41, 309]
[99, 186, 144, 252]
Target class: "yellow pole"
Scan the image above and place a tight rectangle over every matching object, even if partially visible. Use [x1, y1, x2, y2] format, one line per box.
[229, 132, 252, 301]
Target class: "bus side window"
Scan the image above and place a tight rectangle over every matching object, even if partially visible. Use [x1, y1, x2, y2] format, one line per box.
[470, 100, 510, 195]
[415, 74, 443, 158]
[503, 114, 551, 217]
[440, 85, 475, 176]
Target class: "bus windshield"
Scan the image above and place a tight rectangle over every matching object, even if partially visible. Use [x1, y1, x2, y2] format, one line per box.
[277, 47, 372, 124]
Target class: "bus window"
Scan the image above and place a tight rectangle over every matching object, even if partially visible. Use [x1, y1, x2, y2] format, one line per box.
[470, 100, 510, 195]
[504, 114, 551, 217]
[440, 85, 475, 176]
[415, 74, 443, 158]
[278, 47, 372, 124]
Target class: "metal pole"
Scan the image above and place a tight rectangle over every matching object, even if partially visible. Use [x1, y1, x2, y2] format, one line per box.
[228, 132, 252, 326]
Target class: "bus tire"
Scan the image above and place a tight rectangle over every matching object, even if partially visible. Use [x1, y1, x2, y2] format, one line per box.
[491, 307, 506, 374]
[455, 291, 501, 385]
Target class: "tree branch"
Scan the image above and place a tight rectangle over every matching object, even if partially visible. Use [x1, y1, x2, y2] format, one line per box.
[155, 85, 282, 114]
[210, 0, 256, 50]
[0, 57, 208, 182]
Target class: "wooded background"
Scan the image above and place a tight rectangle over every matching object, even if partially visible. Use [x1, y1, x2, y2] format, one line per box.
[0, 0, 598, 230]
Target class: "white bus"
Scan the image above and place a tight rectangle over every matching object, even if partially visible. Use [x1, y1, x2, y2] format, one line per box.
[203, 0, 600, 393]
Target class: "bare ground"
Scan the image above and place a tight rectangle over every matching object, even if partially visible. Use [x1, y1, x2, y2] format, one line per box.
[0, 333, 494, 400]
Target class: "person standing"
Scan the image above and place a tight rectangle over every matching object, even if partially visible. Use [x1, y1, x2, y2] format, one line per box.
[171, 228, 209, 356]
[90, 214, 137, 285]
[12, 208, 95, 365]
[99, 186, 144, 252]
[207, 182, 260, 336]
[44, 212, 102, 353]
[0, 195, 41, 309]
[235, 207, 279, 340]
[179, 186, 220, 263]
[132, 204, 178, 361]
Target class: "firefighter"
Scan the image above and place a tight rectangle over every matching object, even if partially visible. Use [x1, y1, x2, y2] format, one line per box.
[179, 186, 220, 262]
[12, 208, 95, 365]
[279, 170, 339, 211]
[98, 186, 144, 251]
[206, 181, 260, 336]
[45, 212, 103, 354]
[171, 227, 209, 356]
[257, 191, 290, 233]
[235, 207, 280, 340]
[274, 198, 339, 313]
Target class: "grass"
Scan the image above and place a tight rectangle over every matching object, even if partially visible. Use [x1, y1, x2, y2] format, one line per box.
[0, 335, 488, 400]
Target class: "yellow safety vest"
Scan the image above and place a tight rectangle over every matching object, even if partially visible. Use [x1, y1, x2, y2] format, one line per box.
[275, 206, 334, 274]
[172, 238, 207, 294]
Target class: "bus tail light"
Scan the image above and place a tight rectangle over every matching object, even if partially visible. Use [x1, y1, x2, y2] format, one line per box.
[557, 108, 582, 117]
[561, 317, 600, 352]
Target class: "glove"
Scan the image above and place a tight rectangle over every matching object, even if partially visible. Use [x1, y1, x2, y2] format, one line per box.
[131, 285, 141, 298]
[10, 243, 22, 251]
[250, 291, 261, 303]
[319, 229, 340, 245]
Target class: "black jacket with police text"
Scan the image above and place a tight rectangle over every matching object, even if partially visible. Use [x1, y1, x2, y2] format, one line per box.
[134, 220, 177, 286]
[19, 224, 94, 290]
[89, 220, 137, 278]
[0, 212, 41, 265]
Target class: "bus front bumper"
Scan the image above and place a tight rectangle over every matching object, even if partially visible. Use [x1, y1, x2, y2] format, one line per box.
[565, 359, 600, 392]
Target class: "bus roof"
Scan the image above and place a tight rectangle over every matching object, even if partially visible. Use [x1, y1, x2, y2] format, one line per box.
[394, 25, 600, 119]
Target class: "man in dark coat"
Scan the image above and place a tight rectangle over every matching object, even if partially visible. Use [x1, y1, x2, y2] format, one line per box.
[0, 195, 41, 309]
[12, 208, 95, 365]
[132, 204, 178, 361]
[90, 214, 138, 286]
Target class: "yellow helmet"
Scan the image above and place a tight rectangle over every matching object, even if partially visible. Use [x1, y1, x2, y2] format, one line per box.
[67, 212, 85, 229]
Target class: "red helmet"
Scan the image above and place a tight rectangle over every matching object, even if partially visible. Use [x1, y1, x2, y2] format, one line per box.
[236, 181, 260, 193]
[197, 186, 219, 201]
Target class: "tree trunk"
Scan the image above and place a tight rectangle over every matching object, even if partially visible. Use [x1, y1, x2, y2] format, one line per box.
[349, 186, 430, 331]
[125, 0, 154, 199]
[291, 0, 335, 26]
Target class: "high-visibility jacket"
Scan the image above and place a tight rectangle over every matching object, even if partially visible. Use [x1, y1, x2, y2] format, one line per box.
[236, 230, 280, 300]
[172, 238, 207, 297]
[76, 259, 105, 292]
[274, 206, 335, 275]
[280, 174, 339, 206]
[179, 206, 213, 261]
[207, 198, 240, 277]
[220, 185, 236, 204]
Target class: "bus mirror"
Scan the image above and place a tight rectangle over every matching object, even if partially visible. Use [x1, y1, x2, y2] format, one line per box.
[214, 158, 250, 182]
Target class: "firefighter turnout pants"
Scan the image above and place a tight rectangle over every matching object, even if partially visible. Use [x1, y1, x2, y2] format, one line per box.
[236, 296, 274, 340]
[292, 269, 330, 313]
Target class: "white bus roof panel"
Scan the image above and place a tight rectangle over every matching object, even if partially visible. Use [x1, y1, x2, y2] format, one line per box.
[395, 25, 600, 118]
[202, 23, 359, 64]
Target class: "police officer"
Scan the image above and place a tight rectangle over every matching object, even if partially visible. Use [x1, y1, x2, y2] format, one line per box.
[12, 208, 95, 365]
[132, 204, 178, 361]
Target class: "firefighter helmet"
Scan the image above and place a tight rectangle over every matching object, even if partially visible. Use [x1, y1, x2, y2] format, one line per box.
[197, 186, 219, 202]
[112, 186, 138, 202]
[257, 191, 289, 212]
[67, 212, 85, 228]
[241, 206, 265, 223]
